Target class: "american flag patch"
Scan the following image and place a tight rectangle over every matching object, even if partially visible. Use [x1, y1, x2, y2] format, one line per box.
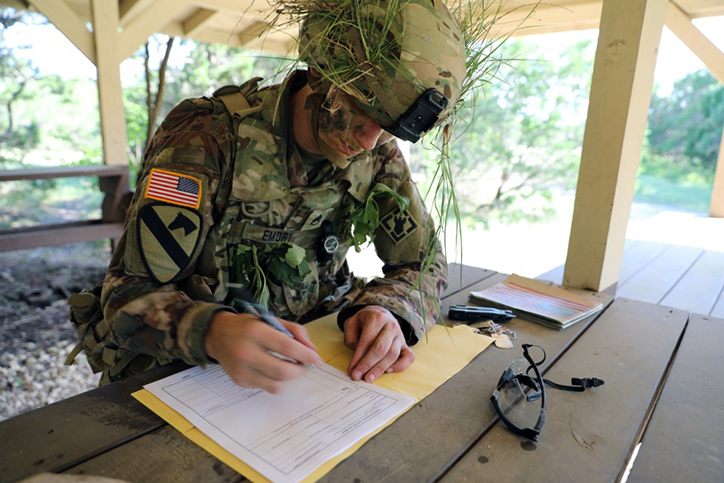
[144, 169, 202, 209]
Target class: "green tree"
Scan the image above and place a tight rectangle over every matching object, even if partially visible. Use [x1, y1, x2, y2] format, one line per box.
[414, 38, 594, 225]
[0, 9, 43, 151]
[646, 70, 724, 172]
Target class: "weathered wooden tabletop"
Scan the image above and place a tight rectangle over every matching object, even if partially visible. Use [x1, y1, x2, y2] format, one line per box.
[2, 264, 721, 483]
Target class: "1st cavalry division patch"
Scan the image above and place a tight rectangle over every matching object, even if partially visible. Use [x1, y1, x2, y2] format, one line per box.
[138, 204, 202, 283]
[144, 168, 202, 209]
[380, 208, 418, 244]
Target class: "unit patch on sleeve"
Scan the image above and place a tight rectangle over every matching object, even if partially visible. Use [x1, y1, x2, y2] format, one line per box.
[380, 208, 418, 244]
[137, 204, 202, 284]
[144, 168, 202, 209]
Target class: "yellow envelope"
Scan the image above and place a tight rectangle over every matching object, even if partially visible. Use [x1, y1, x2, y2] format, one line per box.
[133, 314, 491, 482]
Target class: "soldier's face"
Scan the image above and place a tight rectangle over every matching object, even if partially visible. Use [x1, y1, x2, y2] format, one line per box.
[317, 90, 385, 158]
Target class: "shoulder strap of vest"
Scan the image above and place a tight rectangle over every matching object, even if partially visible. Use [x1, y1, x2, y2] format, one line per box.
[213, 80, 263, 120]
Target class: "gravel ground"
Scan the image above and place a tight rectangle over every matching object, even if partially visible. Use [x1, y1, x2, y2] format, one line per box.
[0, 242, 111, 421]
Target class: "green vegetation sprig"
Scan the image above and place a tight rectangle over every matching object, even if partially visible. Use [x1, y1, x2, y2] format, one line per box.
[347, 183, 410, 252]
[231, 243, 312, 305]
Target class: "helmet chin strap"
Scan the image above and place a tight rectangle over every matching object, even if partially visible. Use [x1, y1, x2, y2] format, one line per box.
[308, 91, 353, 170]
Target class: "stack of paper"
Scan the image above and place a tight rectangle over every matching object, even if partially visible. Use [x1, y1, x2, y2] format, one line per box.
[469, 274, 603, 330]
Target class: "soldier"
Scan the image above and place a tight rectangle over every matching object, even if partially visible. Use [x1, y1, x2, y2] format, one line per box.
[68, 0, 468, 393]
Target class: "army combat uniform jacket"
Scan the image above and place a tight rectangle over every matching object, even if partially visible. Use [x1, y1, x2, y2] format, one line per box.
[86, 71, 447, 382]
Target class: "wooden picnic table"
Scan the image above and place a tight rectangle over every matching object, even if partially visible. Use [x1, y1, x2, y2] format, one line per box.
[1, 264, 721, 483]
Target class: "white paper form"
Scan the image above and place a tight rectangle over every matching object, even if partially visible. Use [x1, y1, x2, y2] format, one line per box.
[144, 363, 414, 483]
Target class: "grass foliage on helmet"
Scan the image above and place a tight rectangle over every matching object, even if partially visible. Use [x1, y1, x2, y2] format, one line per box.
[297, 0, 466, 140]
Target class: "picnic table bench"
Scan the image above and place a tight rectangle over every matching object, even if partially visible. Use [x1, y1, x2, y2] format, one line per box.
[1, 264, 721, 482]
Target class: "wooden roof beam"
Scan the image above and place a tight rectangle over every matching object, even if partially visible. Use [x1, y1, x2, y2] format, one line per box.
[191, 0, 265, 16]
[666, 1, 724, 85]
[27, 0, 96, 64]
[118, 0, 190, 59]
[237, 20, 273, 47]
[119, 0, 155, 27]
[182, 8, 221, 37]
[676, 0, 724, 18]
[160, 20, 295, 56]
[498, 1, 603, 37]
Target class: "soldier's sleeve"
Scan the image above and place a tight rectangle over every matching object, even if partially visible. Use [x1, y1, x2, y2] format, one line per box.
[100, 98, 234, 367]
[338, 140, 448, 345]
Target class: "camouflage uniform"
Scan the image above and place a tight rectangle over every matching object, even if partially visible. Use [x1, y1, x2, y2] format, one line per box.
[84, 71, 447, 383]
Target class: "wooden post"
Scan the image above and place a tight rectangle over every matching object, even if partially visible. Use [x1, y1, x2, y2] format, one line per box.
[90, 0, 129, 166]
[563, 0, 668, 292]
[710, 126, 724, 217]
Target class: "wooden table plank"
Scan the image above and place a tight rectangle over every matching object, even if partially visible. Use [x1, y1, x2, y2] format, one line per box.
[441, 298, 689, 483]
[659, 250, 724, 315]
[317, 275, 612, 483]
[66, 425, 243, 483]
[616, 245, 702, 304]
[627, 314, 724, 482]
[0, 361, 187, 482]
[441, 263, 495, 299]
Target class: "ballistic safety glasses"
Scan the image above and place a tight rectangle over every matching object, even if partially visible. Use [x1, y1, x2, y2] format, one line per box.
[491, 344, 604, 441]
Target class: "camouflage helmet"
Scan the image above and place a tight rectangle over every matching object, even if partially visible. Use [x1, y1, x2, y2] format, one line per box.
[298, 0, 466, 143]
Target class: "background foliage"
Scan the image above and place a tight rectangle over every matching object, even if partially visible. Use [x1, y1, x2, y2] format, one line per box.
[413, 38, 595, 226]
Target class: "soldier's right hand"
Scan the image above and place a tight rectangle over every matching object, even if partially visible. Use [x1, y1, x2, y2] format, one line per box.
[204, 311, 322, 393]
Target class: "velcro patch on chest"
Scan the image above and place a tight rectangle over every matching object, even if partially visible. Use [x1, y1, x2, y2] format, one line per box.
[137, 204, 202, 284]
[380, 208, 419, 244]
[144, 168, 202, 209]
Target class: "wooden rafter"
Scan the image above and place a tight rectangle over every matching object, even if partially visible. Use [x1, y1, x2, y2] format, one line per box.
[237, 20, 272, 47]
[182, 8, 220, 37]
[27, 0, 96, 64]
[119, 0, 156, 27]
[119, 0, 189, 59]
[493, 1, 603, 38]
[191, 0, 264, 16]
[666, 1, 724, 85]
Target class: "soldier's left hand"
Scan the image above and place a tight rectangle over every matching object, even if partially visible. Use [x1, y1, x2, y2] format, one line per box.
[342, 305, 414, 383]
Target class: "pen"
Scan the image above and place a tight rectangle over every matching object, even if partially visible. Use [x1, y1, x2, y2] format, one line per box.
[238, 300, 294, 338]
[238, 299, 317, 369]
